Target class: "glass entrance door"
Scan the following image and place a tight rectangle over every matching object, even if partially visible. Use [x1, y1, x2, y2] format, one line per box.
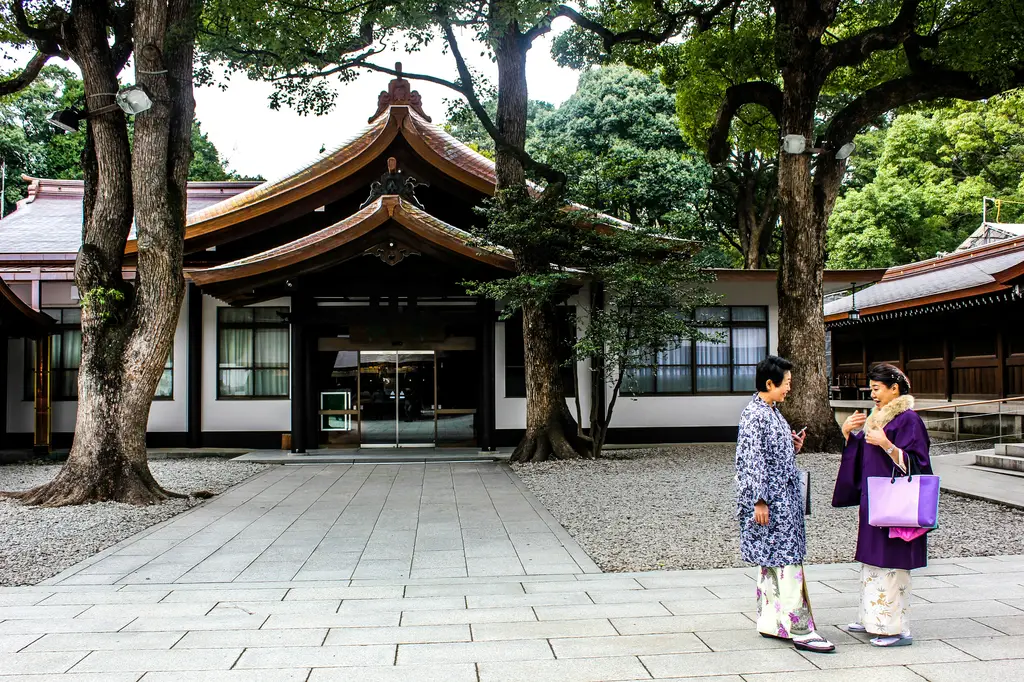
[358, 351, 436, 447]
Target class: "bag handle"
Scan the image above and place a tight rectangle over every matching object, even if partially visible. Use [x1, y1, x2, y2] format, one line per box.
[889, 447, 920, 483]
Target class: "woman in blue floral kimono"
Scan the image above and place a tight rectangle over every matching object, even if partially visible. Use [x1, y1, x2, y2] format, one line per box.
[736, 355, 835, 653]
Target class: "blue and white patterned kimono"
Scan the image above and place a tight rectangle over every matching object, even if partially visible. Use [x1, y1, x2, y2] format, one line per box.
[735, 394, 806, 567]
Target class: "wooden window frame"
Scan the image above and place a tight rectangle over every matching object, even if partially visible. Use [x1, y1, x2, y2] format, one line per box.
[216, 306, 290, 400]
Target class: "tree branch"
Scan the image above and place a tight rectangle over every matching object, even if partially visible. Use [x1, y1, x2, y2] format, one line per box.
[707, 81, 783, 165]
[820, 0, 921, 75]
[0, 52, 52, 97]
[554, 0, 735, 52]
[826, 66, 1024, 147]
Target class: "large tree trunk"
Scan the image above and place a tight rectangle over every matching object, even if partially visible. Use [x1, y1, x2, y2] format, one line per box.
[490, 10, 589, 463]
[774, 30, 845, 452]
[10, 0, 198, 506]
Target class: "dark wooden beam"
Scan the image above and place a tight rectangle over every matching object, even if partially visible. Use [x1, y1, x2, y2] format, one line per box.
[997, 329, 1006, 399]
[479, 297, 496, 452]
[0, 336, 7, 444]
[290, 295, 309, 453]
[943, 337, 953, 402]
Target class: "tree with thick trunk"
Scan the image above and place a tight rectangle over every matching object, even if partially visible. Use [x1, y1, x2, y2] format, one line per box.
[2, 0, 198, 504]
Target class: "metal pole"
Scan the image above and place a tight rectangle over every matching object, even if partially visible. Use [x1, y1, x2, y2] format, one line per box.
[954, 406, 960, 455]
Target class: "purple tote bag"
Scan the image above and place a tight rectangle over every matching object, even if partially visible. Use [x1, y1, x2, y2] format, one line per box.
[867, 466, 940, 529]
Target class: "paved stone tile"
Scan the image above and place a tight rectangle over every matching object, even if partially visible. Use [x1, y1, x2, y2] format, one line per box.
[975, 615, 1024, 635]
[396, 639, 553, 664]
[0, 605, 89, 619]
[909, 659, 1024, 681]
[0, 633, 40, 653]
[943, 634, 1024, 660]
[208, 600, 341, 615]
[76, 603, 218, 619]
[917, 585, 1024, 602]
[661, 597, 751, 616]
[141, 671, 310, 681]
[69, 649, 242, 673]
[404, 583, 525, 598]
[40, 591, 172, 606]
[283, 587, 404, 601]
[472, 618, 616, 641]
[611, 613, 754, 635]
[324, 624, 470, 645]
[24, 631, 185, 652]
[521, 578, 641, 593]
[234, 644, 395, 669]
[642, 648, 817, 677]
[0, 652, 87, 676]
[895, 617, 1005, 640]
[745, 667, 928, 681]
[551, 632, 708, 657]
[693, 629, 799, 652]
[175, 628, 327, 648]
[636, 574, 755, 589]
[808, 640, 975, 669]
[307, 664, 478, 681]
[262, 613, 401, 629]
[0, 618, 134, 635]
[162, 588, 288, 603]
[589, 587, 714, 604]
[400, 606, 536, 626]
[0, 671, 143, 675]
[124, 614, 268, 632]
[466, 592, 593, 609]
[409, 568, 470, 579]
[535, 602, 672, 621]
[337, 597, 466, 613]
[476, 656, 651, 682]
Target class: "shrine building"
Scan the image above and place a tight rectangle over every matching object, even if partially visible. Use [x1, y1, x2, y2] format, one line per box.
[0, 73, 877, 453]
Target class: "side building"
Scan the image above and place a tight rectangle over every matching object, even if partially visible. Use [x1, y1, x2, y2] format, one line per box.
[1, 74, 876, 452]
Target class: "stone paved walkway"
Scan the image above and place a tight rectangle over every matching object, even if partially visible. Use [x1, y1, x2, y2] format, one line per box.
[4, 464, 1024, 680]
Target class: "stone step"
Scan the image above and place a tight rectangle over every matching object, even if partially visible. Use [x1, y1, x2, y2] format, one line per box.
[975, 452, 1024, 473]
[968, 464, 1024, 479]
[996, 443, 1024, 457]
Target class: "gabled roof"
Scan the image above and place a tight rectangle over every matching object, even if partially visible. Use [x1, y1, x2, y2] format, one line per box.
[0, 276, 54, 337]
[0, 177, 259, 258]
[189, 195, 514, 302]
[957, 221, 1024, 251]
[824, 235, 1024, 321]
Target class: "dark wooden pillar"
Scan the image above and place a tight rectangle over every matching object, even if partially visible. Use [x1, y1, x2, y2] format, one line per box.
[305, 328, 318, 450]
[33, 337, 51, 456]
[479, 298, 496, 451]
[997, 329, 1006, 399]
[290, 295, 308, 453]
[0, 336, 8, 445]
[943, 337, 953, 401]
[186, 282, 203, 448]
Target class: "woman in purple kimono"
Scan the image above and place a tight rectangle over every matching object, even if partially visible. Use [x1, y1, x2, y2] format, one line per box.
[736, 356, 835, 653]
[832, 363, 931, 648]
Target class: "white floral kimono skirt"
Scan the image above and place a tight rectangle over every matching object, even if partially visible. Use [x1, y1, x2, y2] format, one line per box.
[860, 563, 912, 636]
[756, 564, 815, 638]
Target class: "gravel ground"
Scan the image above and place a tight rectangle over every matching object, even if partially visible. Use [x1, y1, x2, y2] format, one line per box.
[0, 459, 270, 586]
[513, 445, 1024, 572]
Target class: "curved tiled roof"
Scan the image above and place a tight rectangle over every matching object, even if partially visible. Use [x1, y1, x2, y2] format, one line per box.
[189, 195, 514, 289]
[0, 276, 55, 337]
[824, 236, 1024, 320]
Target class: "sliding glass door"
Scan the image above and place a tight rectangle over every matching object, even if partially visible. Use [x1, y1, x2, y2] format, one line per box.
[358, 351, 435, 447]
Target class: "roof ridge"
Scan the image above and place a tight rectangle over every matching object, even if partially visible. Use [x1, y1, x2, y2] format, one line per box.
[882, 234, 1024, 281]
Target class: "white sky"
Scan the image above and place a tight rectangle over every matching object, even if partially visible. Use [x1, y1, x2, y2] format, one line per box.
[193, 19, 583, 178]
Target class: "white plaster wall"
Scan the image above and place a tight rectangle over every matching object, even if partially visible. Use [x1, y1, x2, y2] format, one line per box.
[494, 289, 592, 431]
[201, 295, 291, 432]
[147, 298, 188, 432]
[607, 280, 779, 430]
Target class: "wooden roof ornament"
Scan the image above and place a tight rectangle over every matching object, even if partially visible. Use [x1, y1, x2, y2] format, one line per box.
[359, 156, 428, 209]
[370, 63, 431, 123]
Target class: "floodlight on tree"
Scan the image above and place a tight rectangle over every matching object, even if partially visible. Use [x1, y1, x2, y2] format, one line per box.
[115, 86, 153, 115]
[835, 142, 857, 160]
[46, 86, 154, 134]
[47, 109, 84, 133]
[782, 134, 807, 154]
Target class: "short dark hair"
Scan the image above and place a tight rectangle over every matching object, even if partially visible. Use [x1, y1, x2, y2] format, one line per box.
[756, 355, 793, 392]
[867, 363, 911, 396]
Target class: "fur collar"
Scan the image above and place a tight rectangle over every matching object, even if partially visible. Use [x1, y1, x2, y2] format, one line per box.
[864, 394, 915, 431]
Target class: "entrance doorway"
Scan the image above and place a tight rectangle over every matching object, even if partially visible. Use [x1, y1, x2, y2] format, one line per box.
[360, 351, 435, 447]
[316, 346, 480, 448]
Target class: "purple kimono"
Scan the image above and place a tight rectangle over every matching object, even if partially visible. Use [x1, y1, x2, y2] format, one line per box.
[832, 405, 932, 570]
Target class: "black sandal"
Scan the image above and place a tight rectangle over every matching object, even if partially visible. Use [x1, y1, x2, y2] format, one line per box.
[792, 634, 836, 653]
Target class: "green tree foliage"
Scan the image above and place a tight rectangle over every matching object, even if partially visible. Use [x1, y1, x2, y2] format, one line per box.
[445, 98, 554, 160]
[1, 67, 243, 215]
[828, 92, 1024, 268]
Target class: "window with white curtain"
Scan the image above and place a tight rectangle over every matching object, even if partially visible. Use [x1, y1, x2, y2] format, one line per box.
[625, 306, 768, 395]
[217, 307, 289, 398]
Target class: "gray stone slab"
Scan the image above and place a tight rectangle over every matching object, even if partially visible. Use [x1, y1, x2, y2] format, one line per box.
[0, 674, 143, 682]
[403, 583, 525, 598]
[141, 671, 311, 682]
[395, 639, 553, 664]
[0, 618, 134, 635]
[551, 632, 708, 658]
[611, 613, 755, 635]
[324, 624, 470, 645]
[24, 631, 185, 652]
[661, 598, 752, 616]
[175, 628, 328, 648]
[69, 649, 242, 673]
[521, 578, 640, 593]
[589, 587, 715, 604]
[233, 644, 396, 669]
[976, 615, 1024, 635]
[283, 586, 404, 601]
[909, 659, 1024, 682]
[535, 602, 673, 621]
[208, 600, 341, 615]
[943, 634, 1024, 660]
[307, 664, 478, 682]
[0, 605, 89, 620]
[808, 640, 976, 669]
[0, 651, 87, 676]
[466, 592, 593, 609]
[400, 606, 537, 626]
[262, 612, 401, 629]
[73, 603, 219, 619]
[476, 656, 654, 682]
[641, 648, 817, 678]
[745, 667, 929, 682]
[0, 633, 41, 652]
[124, 614, 268, 632]
[471, 619, 616, 641]
[338, 597, 466, 613]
